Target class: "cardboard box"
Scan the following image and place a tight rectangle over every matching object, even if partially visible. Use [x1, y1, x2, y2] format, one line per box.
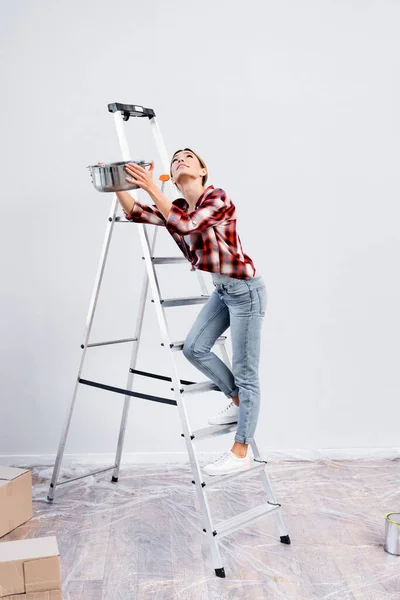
[5, 592, 61, 600]
[0, 467, 33, 538]
[0, 536, 61, 598]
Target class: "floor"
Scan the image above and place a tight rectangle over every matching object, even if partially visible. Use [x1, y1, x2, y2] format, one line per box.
[2, 458, 400, 600]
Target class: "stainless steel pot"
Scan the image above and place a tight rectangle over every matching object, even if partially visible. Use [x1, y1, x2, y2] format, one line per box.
[87, 160, 152, 192]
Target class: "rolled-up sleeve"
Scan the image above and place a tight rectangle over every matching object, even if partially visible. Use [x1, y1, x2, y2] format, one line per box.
[166, 188, 231, 235]
[124, 200, 166, 227]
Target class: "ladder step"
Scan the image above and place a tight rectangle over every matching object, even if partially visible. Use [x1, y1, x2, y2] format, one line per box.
[150, 256, 187, 264]
[155, 295, 210, 307]
[213, 501, 281, 540]
[128, 370, 218, 395]
[192, 423, 237, 440]
[203, 460, 266, 489]
[166, 336, 227, 352]
[179, 381, 222, 395]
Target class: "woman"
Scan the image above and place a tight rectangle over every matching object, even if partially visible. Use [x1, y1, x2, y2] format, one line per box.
[115, 149, 267, 476]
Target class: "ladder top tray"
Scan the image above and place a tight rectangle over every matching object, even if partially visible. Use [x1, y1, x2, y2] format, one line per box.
[108, 102, 155, 119]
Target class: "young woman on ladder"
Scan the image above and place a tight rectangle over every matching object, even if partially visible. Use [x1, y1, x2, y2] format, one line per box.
[115, 149, 267, 476]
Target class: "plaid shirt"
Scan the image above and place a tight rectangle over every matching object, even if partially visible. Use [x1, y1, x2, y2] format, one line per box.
[123, 185, 256, 279]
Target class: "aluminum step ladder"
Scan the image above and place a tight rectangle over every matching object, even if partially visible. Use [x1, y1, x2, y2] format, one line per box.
[46, 102, 291, 578]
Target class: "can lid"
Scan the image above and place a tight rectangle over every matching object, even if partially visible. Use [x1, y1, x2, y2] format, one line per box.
[385, 512, 400, 525]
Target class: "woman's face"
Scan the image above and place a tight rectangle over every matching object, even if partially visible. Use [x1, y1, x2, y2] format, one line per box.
[170, 150, 207, 187]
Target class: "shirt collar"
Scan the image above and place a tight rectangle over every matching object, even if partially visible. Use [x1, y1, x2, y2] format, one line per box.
[175, 185, 215, 211]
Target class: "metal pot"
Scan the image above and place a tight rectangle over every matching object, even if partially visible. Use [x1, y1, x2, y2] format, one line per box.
[87, 160, 152, 192]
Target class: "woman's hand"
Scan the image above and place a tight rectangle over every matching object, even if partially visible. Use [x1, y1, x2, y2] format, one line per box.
[124, 161, 155, 193]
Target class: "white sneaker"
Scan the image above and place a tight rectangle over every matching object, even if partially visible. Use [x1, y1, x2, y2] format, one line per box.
[203, 451, 251, 476]
[208, 401, 239, 425]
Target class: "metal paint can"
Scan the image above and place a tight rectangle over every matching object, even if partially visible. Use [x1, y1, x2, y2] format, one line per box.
[384, 512, 400, 556]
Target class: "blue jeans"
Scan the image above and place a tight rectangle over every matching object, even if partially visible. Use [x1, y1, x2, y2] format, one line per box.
[182, 273, 267, 444]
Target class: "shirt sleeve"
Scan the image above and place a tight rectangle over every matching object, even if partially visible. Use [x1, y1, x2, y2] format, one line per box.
[123, 199, 166, 227]
[166, 188, 232, 235]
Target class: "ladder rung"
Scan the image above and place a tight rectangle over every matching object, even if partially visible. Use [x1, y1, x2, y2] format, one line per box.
[79, 378, 177, 406]
[156, 296, 210, 307]
[57, 465, 117, 486]
[179, 381, 222, 395]
[204, 461, 266, 489]
[192, 423, 237, 440]
[86, 337, 138, 348]
[166, 336, 227, 352]
[214, 502, 281, 540]
[150, 256, 187, 264]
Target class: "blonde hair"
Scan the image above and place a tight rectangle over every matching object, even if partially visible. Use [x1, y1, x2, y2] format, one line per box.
[170, 148, 208, 187]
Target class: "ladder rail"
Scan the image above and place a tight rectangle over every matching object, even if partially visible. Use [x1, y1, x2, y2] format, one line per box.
[112, 111, 225, 572]
[250, 439, 289, 539]
[148, 114, 209, 297]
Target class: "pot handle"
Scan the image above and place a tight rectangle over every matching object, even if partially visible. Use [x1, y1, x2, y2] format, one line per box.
[86, 162, 105, 170]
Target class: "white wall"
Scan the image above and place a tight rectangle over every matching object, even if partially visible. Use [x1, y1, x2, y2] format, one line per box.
[1, 0, 399, 461]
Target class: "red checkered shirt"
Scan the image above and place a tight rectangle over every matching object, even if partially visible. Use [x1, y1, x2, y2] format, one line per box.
[123, 185, 256, 279]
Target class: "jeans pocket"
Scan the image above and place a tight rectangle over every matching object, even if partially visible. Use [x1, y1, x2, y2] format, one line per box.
[225, 280, 249, 296]
[256, 286, 267, 315]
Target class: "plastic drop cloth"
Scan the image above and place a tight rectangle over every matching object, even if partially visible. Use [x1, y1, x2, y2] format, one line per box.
[1, 458, 399, 600]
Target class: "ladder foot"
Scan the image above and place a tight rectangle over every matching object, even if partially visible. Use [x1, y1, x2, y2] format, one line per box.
[215, 567, 226, 578]
[280, 534, 291, 545]
[111, 476, 118, 483]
